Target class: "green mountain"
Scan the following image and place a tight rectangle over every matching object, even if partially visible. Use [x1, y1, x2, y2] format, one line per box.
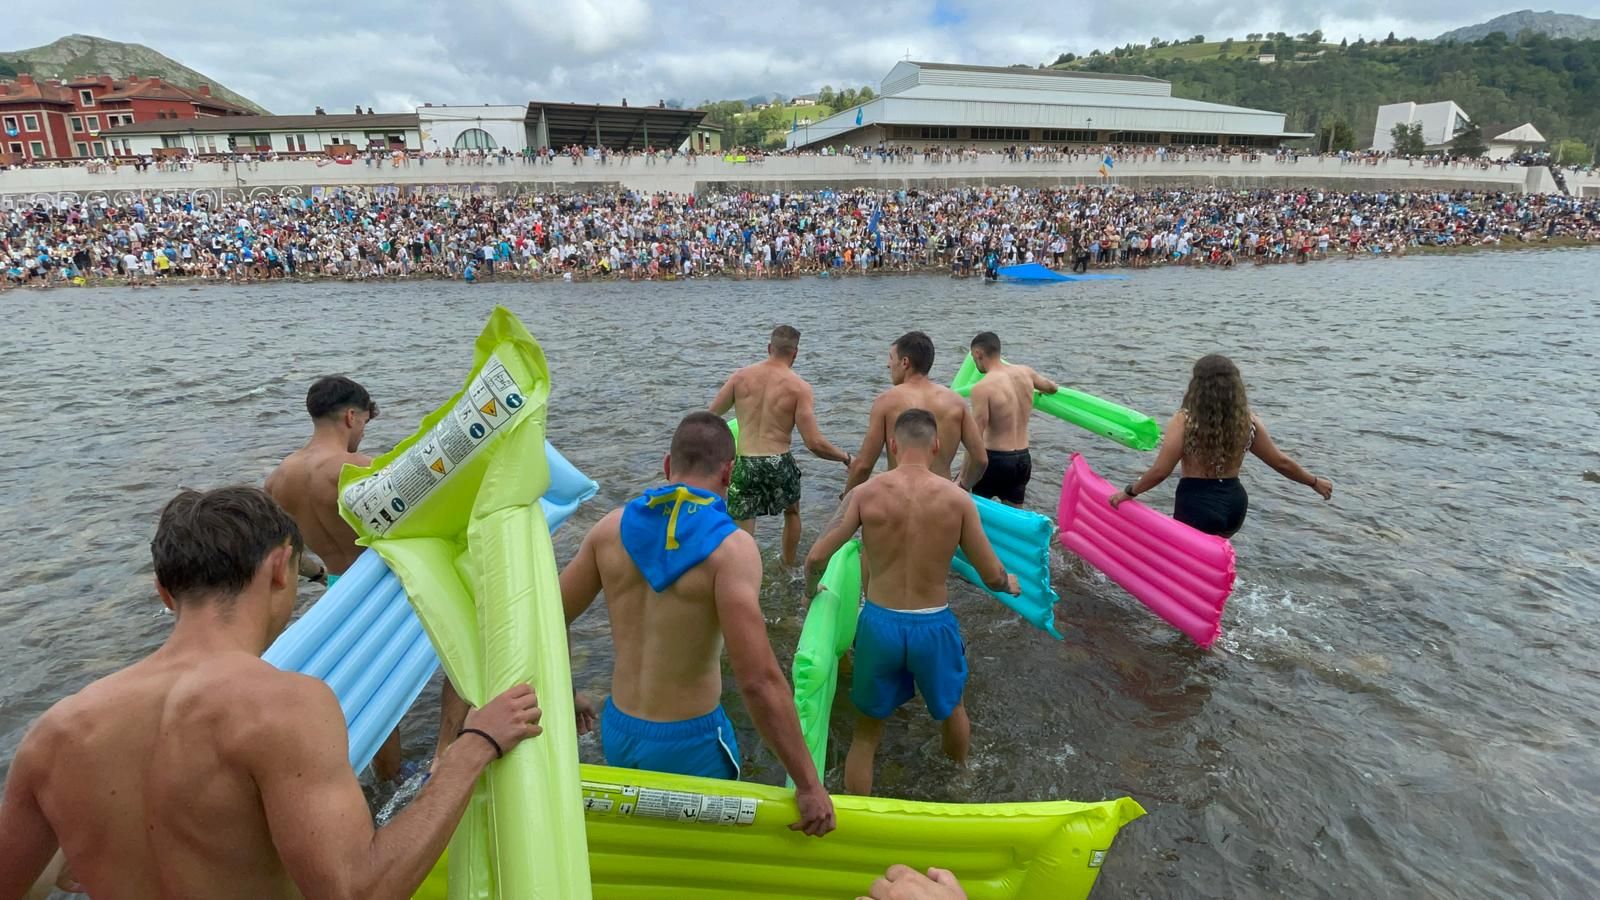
[0, 34, 268, 114]
[1438, 10, 1600, 43]
[1058, 31, 1600, 152]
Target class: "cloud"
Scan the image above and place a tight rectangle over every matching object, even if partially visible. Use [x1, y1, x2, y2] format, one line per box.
[6, 0, 1591, 112]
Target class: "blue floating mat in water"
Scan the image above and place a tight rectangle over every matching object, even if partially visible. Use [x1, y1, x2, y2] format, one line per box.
[263, 440, 598, 771]
[951, 494, 1062, 639]
[998, 263, 1128, 283]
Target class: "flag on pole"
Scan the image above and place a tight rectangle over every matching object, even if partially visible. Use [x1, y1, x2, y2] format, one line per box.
[1099, 153, 1114, 177]
[855, 107, 864, 126]
[792, 113, 799, 133]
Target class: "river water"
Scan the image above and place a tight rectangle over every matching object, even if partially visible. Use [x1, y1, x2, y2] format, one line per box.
[2, 252, 1597, 898]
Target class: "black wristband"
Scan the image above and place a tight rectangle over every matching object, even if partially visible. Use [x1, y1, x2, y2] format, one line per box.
[457, 727, 504, 759]
[1125, 482, 1139, 498]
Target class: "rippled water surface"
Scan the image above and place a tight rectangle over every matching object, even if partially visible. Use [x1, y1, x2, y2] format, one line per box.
[2, 251, 1598, 898]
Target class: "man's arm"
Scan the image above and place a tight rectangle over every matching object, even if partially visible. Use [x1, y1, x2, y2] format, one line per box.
[956, 494, 1017, 595]
[959, 389, 990, 488]
[708, 373, 737, 417]
[559, 518, 608, 626]
[956, 404, 989, 489]
[258, 675, 540, 900]
[714, 534, 836, 837]
[844, 397, 888, 493]
[1028, 367, 1058, 395]
[794, 385, 850, 464]
[804, 490, 862, 599]
[0, 723, 59, 898]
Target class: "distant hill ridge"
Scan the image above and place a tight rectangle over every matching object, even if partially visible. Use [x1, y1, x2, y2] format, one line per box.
[0, 34, 268, 114]
[1437, 9, 1600, 42]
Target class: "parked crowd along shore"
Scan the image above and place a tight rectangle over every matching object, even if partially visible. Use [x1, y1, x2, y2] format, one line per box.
[6, 184, 1599, 288]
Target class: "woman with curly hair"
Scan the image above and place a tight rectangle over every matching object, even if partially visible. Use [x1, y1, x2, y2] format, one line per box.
[1108, 354, 1332, 536]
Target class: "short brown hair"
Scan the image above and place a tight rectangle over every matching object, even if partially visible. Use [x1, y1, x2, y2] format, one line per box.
[770, 325, 800, 357]
[893, 408, 938, 446]
[669, 412, 735, 476]
[152, 486, 303, 604]
[892, 331, 935, 375]
[307, 375, 378, 421]
[971, 331, 1001, 356]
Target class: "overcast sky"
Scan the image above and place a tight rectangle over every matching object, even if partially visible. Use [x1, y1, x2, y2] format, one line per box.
[10, 1, 1600, 112]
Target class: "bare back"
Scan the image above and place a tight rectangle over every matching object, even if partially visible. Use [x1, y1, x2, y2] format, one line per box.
[722, 361, 807, 456]
[854, 467, 976, 611]
[970, 363, 1038, 452]
[265, 443, 369, 574]
[872, 381, 972, 477]
[18, 654, 305, 900]
[584, 510, 747, 721]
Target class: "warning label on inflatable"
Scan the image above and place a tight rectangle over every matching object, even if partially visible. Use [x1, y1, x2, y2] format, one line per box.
[343, 353, 524, 536]
[580, 780, 758, 827]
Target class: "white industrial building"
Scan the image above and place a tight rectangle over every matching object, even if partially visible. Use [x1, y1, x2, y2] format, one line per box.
[102, 113, 421, 156]
[1484, 123, 1547, 159]
[417, 105, 530, 154]
[786, 60, 1309, 151]
[1371, 100, 1471, 152]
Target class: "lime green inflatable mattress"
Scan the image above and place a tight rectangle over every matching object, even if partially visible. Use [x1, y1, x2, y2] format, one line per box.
[950, 353, 1160, 452]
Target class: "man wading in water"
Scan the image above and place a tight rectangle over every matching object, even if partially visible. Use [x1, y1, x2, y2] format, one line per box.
[0, 487, 540, 898]
[962, 332, 1059, 507]
[264, 375, 407, 784]
[709, 325, 853, 571]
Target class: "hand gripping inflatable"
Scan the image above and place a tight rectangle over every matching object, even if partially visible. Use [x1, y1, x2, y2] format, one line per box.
[419, 765, 1146, 900]
[339, 307, 590, 899]
[262, 442, 598, 772]
[791, 539, 862, 779]
[950, 494, 1063, 639]
[1056, 454, 1236, 647]
[951, 353, 1161, 452]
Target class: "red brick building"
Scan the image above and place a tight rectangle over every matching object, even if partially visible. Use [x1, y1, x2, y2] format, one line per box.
[0, 73, 250, 163]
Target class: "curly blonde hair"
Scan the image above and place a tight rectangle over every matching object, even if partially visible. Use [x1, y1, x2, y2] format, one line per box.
[1182, 354, 1253, 476]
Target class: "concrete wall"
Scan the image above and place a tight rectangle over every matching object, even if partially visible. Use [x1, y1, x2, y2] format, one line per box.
[0, 154, 1555, 208]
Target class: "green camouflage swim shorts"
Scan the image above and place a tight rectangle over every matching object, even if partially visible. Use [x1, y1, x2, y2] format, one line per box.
[727, 452, 802, 520]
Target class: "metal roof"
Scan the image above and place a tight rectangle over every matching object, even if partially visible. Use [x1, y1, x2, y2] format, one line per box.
[527, 102, 705, 151]
[910, 61, 1166, 85]
[887, 83, 1285, 118]
[102, 113, 419, 135]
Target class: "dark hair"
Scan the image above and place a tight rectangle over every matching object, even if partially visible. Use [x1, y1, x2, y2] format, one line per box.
[971, 331, 1001, 356]
[669, 411, 735, 476]
[306, 375, 378, 421]
[770, 325, 800, 356]
[893, 408, 938, 445]
[152, 486, 304, 604]
[892, 331, 935, 375]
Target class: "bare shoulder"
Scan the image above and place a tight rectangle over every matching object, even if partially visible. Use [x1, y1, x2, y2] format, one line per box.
[710, 526, 760, 572]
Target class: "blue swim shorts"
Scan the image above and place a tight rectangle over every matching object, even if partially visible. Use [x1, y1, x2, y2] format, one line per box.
[600, 697, 741, 781]
[850, 600, 968, 721]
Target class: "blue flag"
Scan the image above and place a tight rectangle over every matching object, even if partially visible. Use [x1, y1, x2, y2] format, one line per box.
[855, 107, 864, 126]
[792, 112, 798, 133]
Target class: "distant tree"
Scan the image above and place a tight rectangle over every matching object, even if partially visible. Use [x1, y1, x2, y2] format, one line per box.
[1191, 34, 1206, 44]
[818, 85, 835, 106]
[838, 88, 857, 108]
[1391, 122, 1427, 156]
[1053, 52, 1076, 64]
[1150, 36, 1164, 48]
[1220, 38, 1235, 52]
[1246, 33, 1262, 41]
[1450, 124, 1487, 157]
[1089, 49, 1101, 57]
[1384, 31, 1399, 46]
[1259, 41, 1275, 55]
[1319, 119, 1356, 152]
[1552, 138, 1592, 165]
[1340, 38, 1348, 49]
[1306, 30, 1324, 44]
[858, 85, 875, 101]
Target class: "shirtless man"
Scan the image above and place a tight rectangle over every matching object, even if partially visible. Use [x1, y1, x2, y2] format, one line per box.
[807, 410, 1017, 797]
[0, 486, 539, 899]
[709, 326, 852, 567]
[844, 331, 987, 493]
[559, 412, 835, 835]
[264, 374, 405, 783]
[963, 332, 1059, 506]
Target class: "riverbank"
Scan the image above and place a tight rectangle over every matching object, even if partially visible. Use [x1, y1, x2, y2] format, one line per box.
[6, 236, 1596, 293]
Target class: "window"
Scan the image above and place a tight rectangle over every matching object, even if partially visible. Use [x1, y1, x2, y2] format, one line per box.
[7, 142, 21, 155]
[1042, 129, 1099, 142]
[29, 141, 45, 158]
[162, 135, 186, 148]
[80, 89, 95, 107]
[86, 115, 100, 132]
[454, 128, 496, 150]
[92, 141, 105, 156]
[23, 114, 39, 132]
[76, 142, 89, 156]
[3, 116, 17, 133]
[119, 139, 130, 154]
[296, 135, 307, 151]
[891, 125, 957, 140]
[1109, 131, 1162, 144]
[70, 116, 84, 132]
[1226, 135, 1278, 148]
[970, 127, 1030, 141]
[1170, 132, 1220, 146]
